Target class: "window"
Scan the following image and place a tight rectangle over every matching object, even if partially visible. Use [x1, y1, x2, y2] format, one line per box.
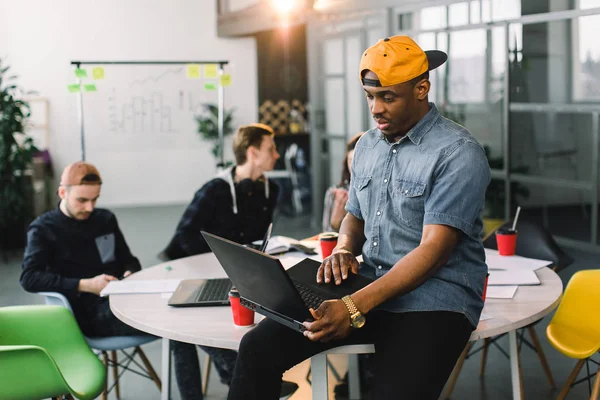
[573, 0, 600, 101]
[419, 6, 447, 30]
[397, 12, 413, 31]
[447, 29, 487, 103]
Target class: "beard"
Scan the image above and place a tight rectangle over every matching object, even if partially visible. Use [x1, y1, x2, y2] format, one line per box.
[64, 202, 91, 220]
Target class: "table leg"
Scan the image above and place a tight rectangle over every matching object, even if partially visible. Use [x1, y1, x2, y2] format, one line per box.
[348, 354, 361, 399]
[312, 353, 329, 399]
[161, 338, 171, 400]
[509, 330, 523, 400]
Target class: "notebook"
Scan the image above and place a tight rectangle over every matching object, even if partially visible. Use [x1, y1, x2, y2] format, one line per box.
[252, 235, 318, 255]
[202, 231, 372, 333]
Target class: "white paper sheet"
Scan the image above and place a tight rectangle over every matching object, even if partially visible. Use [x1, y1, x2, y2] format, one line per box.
[100, 279, 182, 297]
[487, 268, 540, 286]
[486, 285, 518, 299]
[485, 249, 552, 271]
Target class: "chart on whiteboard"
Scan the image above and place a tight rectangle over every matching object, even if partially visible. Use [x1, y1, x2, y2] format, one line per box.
[82, 65, 219, 152]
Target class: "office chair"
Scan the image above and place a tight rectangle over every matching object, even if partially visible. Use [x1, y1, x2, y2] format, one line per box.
[0, 305, 105, 400]
[546, 270, 600, 400]
[444, 220, 573, 398]
[40, 292, 161, 400]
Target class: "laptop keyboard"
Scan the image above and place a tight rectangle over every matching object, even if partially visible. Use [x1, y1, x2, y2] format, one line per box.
[293, 281, 325, 310]
[194, 279, 232, 302]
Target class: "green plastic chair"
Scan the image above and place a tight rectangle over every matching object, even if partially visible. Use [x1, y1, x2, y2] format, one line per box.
[0, 305, 106, 400]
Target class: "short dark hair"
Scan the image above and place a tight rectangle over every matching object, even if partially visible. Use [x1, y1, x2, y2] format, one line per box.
[232, 123, 275, 165]
[408, 71, 429, 87]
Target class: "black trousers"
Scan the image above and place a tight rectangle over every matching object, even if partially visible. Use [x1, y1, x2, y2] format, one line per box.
[228, 310, 473, 400]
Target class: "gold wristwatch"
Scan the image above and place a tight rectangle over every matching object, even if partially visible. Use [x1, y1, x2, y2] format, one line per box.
[341, 295, 366, 329]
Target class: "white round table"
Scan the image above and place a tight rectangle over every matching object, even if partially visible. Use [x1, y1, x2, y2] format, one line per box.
[111, 248, 563, 400]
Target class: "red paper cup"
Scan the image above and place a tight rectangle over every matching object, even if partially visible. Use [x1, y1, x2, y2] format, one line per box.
[319, 232, 339, 258]
[496, 229, 518, 256]
[482, 273, 490, 301]
[229, 289, 255, 326]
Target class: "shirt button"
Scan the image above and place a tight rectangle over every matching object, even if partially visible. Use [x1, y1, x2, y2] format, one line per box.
[378, 265, 382, 270]
[373, 242, 378, 246]
[384, 179, 388, 183]
[376, 211, 381, 216]
[404, 189, 409, 194]
[392, 149, 397, 154]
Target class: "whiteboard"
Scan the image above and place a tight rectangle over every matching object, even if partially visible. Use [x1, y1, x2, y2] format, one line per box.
[77, 64, 227, 207]
[82, 64, 221, 152]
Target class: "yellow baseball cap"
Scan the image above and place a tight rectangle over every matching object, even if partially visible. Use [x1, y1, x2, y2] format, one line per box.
[359, 35, 447, 87]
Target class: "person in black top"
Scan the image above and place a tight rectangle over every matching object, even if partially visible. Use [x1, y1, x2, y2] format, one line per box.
[20, 161, 143, 336]
[19, 161, 200, 398]
[162, 123, 280, 259]
[161, 123, 297, 400]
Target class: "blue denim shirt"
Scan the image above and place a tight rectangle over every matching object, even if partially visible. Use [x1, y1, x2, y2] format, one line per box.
[346, 103, 490, 328]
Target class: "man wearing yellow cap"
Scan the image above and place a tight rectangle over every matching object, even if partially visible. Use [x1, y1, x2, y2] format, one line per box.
[228, 36, 490, 399]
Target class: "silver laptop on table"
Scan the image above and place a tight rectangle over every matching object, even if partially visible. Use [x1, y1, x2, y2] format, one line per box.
[168, 224, 273, 307]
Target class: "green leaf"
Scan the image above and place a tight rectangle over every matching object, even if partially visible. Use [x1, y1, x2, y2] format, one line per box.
[0, 57, 36, 237]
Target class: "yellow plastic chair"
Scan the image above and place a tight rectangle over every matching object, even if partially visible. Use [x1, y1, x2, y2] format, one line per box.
[546, 270, 600, 400]
[0, 305, 106, 400]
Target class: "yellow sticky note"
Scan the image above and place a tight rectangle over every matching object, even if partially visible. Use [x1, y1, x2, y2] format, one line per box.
[92, 67, 105, 80]
[67, 84, 81, 93]
[220, 74, 232, 87]
[187, 64, 201, 79]
[84, 83, 97, 92]
[204, 64, 218, 79]
[75, 68, 87, 78]
[204, 82, 217, 91]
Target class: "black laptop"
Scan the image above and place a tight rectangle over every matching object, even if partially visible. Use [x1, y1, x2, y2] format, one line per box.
[201, 231, 373, 332]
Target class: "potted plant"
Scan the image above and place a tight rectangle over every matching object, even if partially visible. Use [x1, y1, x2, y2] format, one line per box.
[0, 59, 38, 252]
[195, 103, 234, 167]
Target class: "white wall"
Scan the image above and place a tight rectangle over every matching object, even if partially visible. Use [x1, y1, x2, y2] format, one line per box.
[0, 0, 258, 207]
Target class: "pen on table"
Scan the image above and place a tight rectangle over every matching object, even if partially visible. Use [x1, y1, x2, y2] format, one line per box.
[260, 223, 273, 253]
[488, 268, 506, 271]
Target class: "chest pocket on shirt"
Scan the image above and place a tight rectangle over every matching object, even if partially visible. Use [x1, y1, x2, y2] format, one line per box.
[394, 179, 426, 227]
[352, 176, 372, 218]
[95, 233, 116, 264]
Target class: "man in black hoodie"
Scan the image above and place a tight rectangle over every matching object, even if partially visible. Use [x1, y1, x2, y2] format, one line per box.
[161, 123, 297, 400]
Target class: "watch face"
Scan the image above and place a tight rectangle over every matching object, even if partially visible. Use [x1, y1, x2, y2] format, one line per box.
[351, 313, 366, 329]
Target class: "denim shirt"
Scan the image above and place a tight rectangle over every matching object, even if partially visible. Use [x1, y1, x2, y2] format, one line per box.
[346, 103, 490, 328]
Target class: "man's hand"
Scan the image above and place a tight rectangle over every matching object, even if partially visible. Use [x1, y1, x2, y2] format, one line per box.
[78, 274, 118, 295]
[317, 249, 359, 285]
[122, 270, 133, 278]
[302, 300, 353, 342]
